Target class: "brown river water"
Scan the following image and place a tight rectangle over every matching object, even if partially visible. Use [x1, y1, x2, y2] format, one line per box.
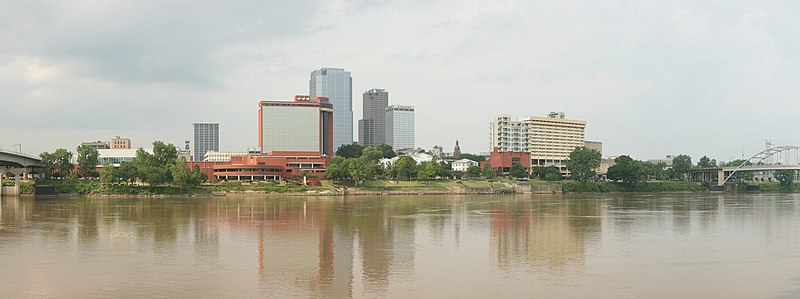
[1, 193, 800, 298]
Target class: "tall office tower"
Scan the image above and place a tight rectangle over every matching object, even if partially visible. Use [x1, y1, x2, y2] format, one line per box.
[258, 95, 334, 156]
[193, 122, 219, 162]
[310, 68, 353, 151]
[358, 89, 389, 146]
[385, 105, 415, 150]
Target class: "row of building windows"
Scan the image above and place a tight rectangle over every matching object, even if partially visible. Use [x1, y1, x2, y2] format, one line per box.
[215, 168, 283, 173]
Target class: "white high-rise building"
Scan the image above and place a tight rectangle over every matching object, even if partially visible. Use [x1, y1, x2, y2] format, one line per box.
[310, 68, 353, 151]
[193, 122, 219, 162]
[385, 105, 415, 150]
[489, 114, 529, 152]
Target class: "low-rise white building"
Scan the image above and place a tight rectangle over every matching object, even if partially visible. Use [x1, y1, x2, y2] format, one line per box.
[451, 159, 479, 172]
[203, 151, 249, 162]
[96, 148, 152, 167]
[380, 153, 434, 167]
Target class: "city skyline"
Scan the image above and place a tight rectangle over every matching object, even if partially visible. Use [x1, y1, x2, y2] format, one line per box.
[2, 1, 799, 162]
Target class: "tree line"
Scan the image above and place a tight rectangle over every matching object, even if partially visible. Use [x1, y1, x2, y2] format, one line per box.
[39, 141, 205, 190]
[325, 144, 502, 185]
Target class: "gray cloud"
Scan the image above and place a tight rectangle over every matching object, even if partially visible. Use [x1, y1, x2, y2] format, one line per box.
[1, 0, 799, 163]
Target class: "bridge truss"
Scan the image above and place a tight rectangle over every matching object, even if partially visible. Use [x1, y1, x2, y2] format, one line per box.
[721, 145, 800, 185]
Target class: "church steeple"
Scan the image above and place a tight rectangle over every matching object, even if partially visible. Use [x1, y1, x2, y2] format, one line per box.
[453, 140, 461, 158]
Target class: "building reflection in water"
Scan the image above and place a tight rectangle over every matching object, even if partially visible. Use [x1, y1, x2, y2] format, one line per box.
[490, 196, 603, 270]
[6, 194, 797, 298]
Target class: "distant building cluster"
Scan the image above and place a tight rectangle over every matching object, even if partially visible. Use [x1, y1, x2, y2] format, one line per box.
[80, 136, 131, 150]
[489, 113, 601, 175]
[358, 89, 415, 151]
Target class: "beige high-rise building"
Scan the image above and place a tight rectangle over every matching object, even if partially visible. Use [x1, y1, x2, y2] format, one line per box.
[489, 112, 587, 174]
[110, 136, 131, 149]
[524, 114, 586, 173]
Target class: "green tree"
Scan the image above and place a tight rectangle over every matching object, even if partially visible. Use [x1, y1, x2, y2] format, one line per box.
[509, 163, 528, 179]
[336, 144, 363, 158]
[566, 146, 601, 182]
[131, 144, 174, 186]
[696, 155, 717, 168]
[649, 162, 668, 181]
[724, 159, 753, 167]
[117, 162, 137, 185]
[76, 144, 100, 178]
[191, 165, 207, 184]
[39, 152, 56, 179]
[416, 162, 433, 180]
[393, 156, 418, 180]
[324, 156, 350, 180]
[99, 162, 116, 186]
[376, 144, 396, 158]
[544, 171, 563, 181]
[40, 149, 74, 179]
[54, 149, 74, 178]
[774, 169, 795, 189]
[172, 157, 200, 191]
[417, 158, 443, 181]
[466, 165, 482, 178]
[607, 155, 646, 186]
[482, 161, 495, 179]
[531, 166, 562, 181]
[152, 141, 178, 167]
[348, 157, 376, 186]
[361, 146, 384, 161]
[437, 161, 452, 178]
[671, 154, 692, 181]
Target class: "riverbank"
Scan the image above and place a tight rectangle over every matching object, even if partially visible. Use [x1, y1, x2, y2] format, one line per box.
[14, 179, 800, 198]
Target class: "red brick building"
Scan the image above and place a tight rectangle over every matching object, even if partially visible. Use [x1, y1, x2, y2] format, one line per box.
[481, 147, 531, 176]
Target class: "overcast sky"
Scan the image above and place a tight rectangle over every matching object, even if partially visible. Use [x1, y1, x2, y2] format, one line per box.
[1, 0, 799, 162]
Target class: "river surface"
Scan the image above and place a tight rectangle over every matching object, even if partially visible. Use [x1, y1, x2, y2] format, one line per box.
[2, 193, 800, 298]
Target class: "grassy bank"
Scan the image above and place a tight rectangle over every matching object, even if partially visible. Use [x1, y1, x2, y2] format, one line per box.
[30, 180, 336, 196]
[330, 179, 516, 193]
[740, 182, 800, 192]
[560, 181, 705, 193]
[24, 179, 798, 196]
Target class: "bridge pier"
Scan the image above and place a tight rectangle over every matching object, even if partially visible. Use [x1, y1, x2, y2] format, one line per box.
[718, 170, 725, 186]
[0, 167, 26, 197]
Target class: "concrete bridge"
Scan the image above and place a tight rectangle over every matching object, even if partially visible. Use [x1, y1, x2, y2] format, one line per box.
[688, 146, 800, 186]
[1, 149, 44, 197]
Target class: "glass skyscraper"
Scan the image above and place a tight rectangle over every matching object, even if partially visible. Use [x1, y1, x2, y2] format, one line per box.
[310, 68, 353, 151]
[193, 122, 219, 162]
[385, 105, 415, 151]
